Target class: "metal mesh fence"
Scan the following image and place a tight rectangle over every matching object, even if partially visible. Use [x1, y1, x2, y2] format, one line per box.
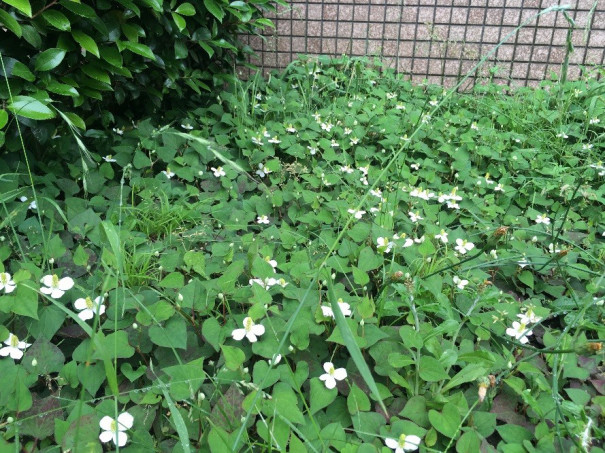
[241, 1, 604, 87]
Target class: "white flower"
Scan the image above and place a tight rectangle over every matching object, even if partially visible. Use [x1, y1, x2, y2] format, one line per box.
[74, 296, 106, 321]
[162, 168, 175, 179]
[256, 215, 270, 224]
[589, 117, 600, 125]
[286, 124, 297, 133]
[103, 155, 117, 163]
[402, 238, 414, 248]
[410, 163, 420, 171]
[264, 256, 278, 272]
[256, 163, 272, 178]
[251, 136, 264, 146]
[40, 274, 74, 299]
[409, 187, 435, 200]
[350, 137, 359, 145]
[0, 272, 16, 293]
[453, 276, 469, 290]
[548, 243, 561, 254]
[340, 165, 354, 174]
[312, 112, 321, 122]
[385, 433, 422, 452]
[490, 249, 498, 259]
[181, 123, 193, 130]
[307, 145, 318, 155]
[494, 183, 504, 192]
[0, 333, 31, 360]
[268, 136, 281, 144]
[370, 188, 382, 198]
[556, 132, 568, 139]
[470, 122, 479, 130]
[435, 229, 448, 243]
[320, 122, 333, 132]
[408, 211, 423, 223]
[506, 321, 533, 344]
[535, 214, 551, 225]
[396, 102, 406, 110]
[454, 238, 475, 255]
[518, 257, 530, 268]
[446, 200, 460, 210]
[211, 166, 226, 178]
[321, 299, 352, 319]
[582, 143, 593, 151]
[232, 317, 265, 343]
[517, 308, 541, 324]
[429, 99, 439, 107]
[99, 412, 134, 447]
[330, 139, 339, 148]
[377, 237, 393, 253]
[319, 362, 347, 389]
[347, 209, 365, 219]
[112, 127, 124, 135]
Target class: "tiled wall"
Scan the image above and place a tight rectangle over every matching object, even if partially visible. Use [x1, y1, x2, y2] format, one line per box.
[242, 0, 604, 87]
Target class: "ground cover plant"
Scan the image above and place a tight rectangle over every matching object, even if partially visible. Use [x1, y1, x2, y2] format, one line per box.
[0, 53, 604, 452]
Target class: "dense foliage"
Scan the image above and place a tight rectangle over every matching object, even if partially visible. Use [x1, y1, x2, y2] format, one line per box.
[0, 56, 604, 451]
[0, 0, 284, 153]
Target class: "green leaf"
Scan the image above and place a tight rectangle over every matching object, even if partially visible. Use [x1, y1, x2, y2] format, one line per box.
[149, 317, 188, 349]
[118, 41, 156, 60]
[428, 403, 461, 438]
[0, 9, 22, 36]
[159, 271, 184, 288]
[518, 270, 534, 289]
[203, 0, 225, 21]
[93, 331, 135, 360]
[8, 95, 55, 120]
[12, 280, 39, 319]
[347, 384, 370, 414]
[202, 317, 222, 352]
[35, 48, 66, 72]
[221, 344, 245, 371]
[419, 356, 448, 382]
[309, 378, 337, 415]
[456, 431, 480, 453]
[3, 0, 32, 17]
[63, 112, 86, 130]
[171, 12, 186, 32]
[41, 10, 71, 30]
[175, 2, 195, 15]
[45, 80, 79, 97]
[183, 251, 206, 277]
[8, 59, 35, 81]
[72, 30, 100, 58]
[357, 246, 383, 271]
[0, 109, 8, 129]
[22, 338, 65, 374]
[81, 64, 111, 84]
[441, 364, 486, 393]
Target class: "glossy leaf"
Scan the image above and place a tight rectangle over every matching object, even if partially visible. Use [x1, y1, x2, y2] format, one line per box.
[8, 95, 55, 120]
[72, 30, 100, 58]
[0, 8, 22, 36]
[34, 48, 66, 72]
[41, 10, 71, 30]
[3, 0, 32, 17]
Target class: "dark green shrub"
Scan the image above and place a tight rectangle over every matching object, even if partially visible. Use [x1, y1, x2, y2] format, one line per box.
[0, 0, 285, 151]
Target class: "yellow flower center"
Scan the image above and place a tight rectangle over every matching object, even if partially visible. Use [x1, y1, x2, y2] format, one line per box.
[10, 334, 19, 347]
[52, 274, 59, 288]
[0, 273, 7, 284]
[110, 419, 117, 432]
[85, 297, 94, 309]
[328, 365, 335, 375]
[398, 434, 407, 447]
[244, 318, 253, 332]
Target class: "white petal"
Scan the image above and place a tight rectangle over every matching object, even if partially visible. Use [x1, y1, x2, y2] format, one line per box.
[0, 347, 11, 356]
[332, 368, 347, 381]
[40, 286, 53, 295]
[99, 416, 114, 431]
[40, 275, 54, 286]
[404, 435, 421, 449]
[50, 289, 65, 299]
[74, 298, 88, 310]
[323, 362, 333, 373]
[78, 310, 94, 321]
[117, 412, 134, 430]
[9, 348, 23, 360]
[4, 283, 16, 294]
[58, 277, 74, 291]
[321, 375, 336, 389]
[251, 324, 265, 336]
[246, 332, 258, 343]
[17, 341, 31, 349]
[232, 329, 246, 341]
[115, 431, 128, 447]
[97, 305, 106, 316]
[385, 438, 399, 449]
[321, 306, 334, 318]
[99, 431, 114, 443]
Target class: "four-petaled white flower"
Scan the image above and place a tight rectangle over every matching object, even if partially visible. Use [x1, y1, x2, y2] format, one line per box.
[535, 214, 551, 225]
[256, 163, 272, 178]
[340, 165, 354, 174]
[0, 333, 31, 360]
[162, 168, 175, 179]
[377, 237, 393, 253]
[319, 362, 347, 389]
[181, 123, 193, 130]
[0, 272, 16, 294]
[506, 321, 533, 344]
[454, 238, 475, 255]
[385, 433, 422, 452]
[99, 412, 134, 447]
[435, 229, 448, 243]
[453, 276, 469, 290]
[211, 166, 226, 178]
[264, 256, 278, 272]
[268, 136, 281, 144]
[408, 211, 423, 223]
[74, 296, 106, 321]
[232, 317, 265, 343]
[256, 215, 270, 224]
[321, 299, 352, 319]
[347, 209, 365, 219]
[103, 155, 117, 163]
[40, 274, 74, 299]
[517, 308, 542, 324]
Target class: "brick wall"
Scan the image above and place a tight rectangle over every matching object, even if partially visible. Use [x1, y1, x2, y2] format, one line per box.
[242, 0, 604, 87]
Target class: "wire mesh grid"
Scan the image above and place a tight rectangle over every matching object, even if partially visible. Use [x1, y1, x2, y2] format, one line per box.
[241, 0, 605, 87]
